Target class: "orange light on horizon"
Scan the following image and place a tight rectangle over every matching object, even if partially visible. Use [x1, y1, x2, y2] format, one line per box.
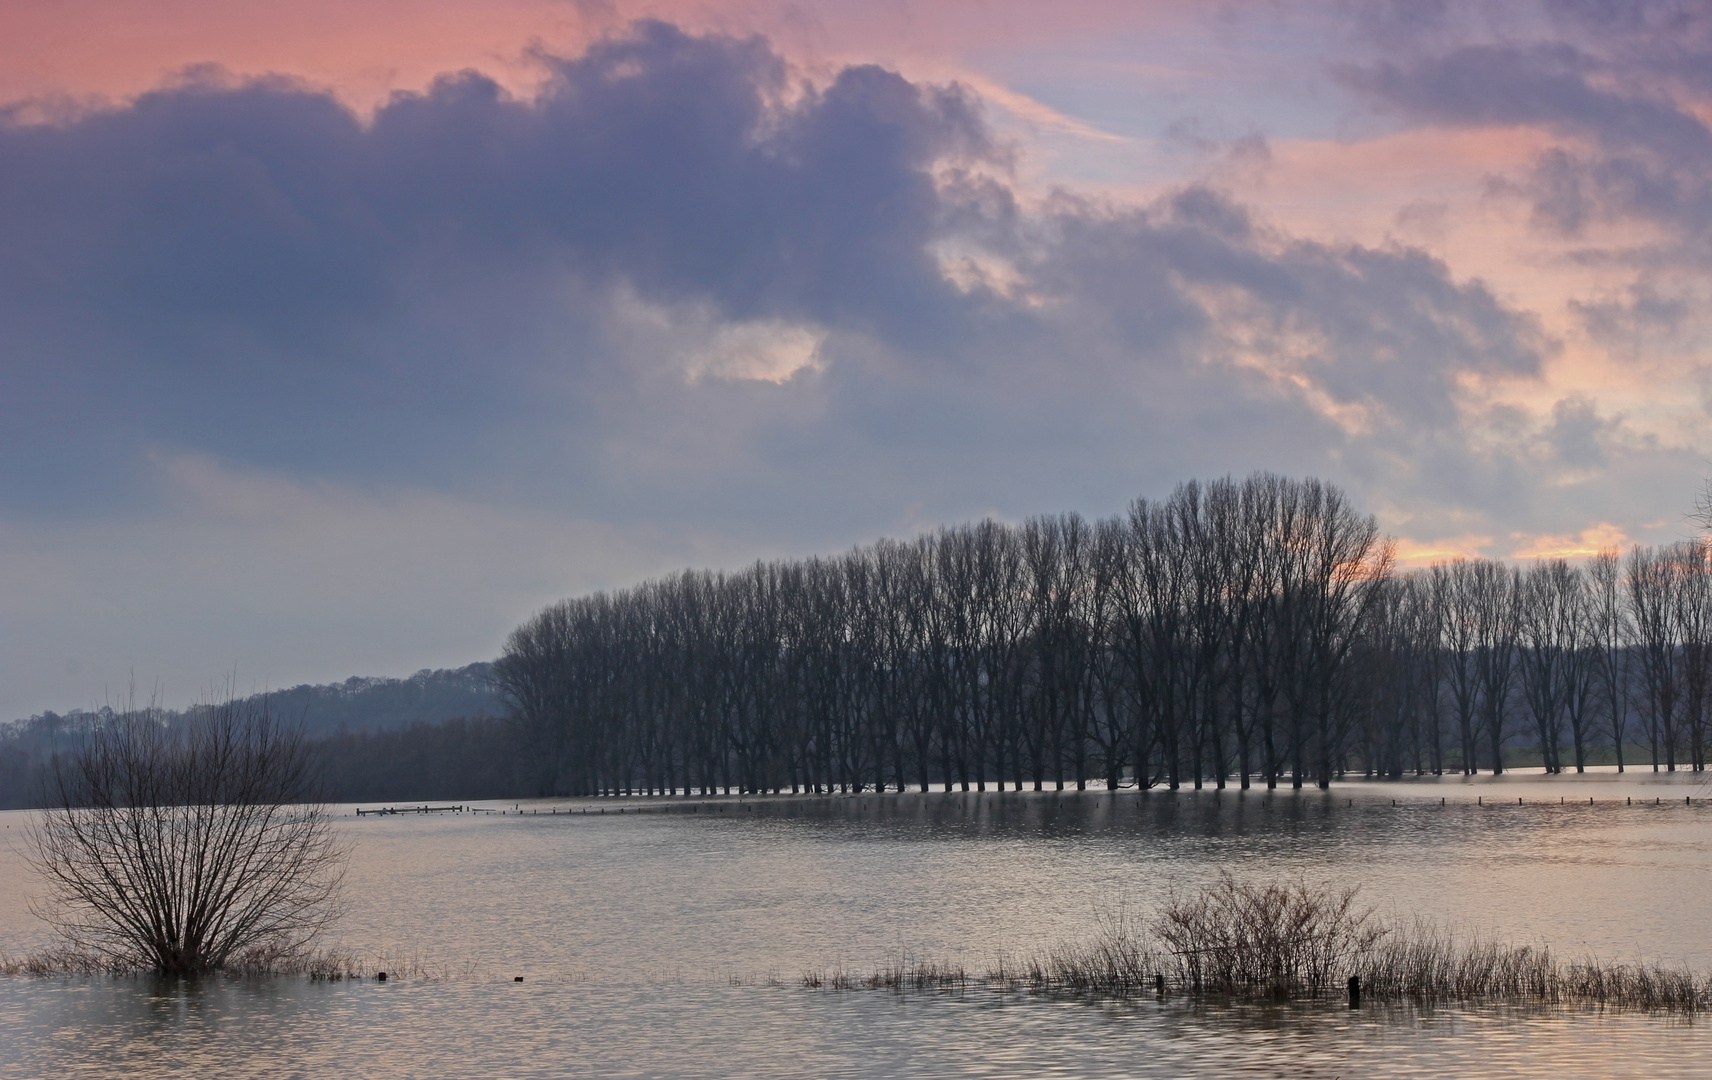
[1509, 523, 1629, 561]
[1391, 534, 1495, 567]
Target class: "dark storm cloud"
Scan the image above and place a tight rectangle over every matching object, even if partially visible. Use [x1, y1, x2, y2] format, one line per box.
[1346, 43, 1712, 159]
[5, 25, 986, 321]
[0, 19, 1552, 537]
[1543, 0, 1712, 94]
[0, 21, 987, 359]
[0, 22, 991, 504]
[1340, 7, 1712, 261]
[1020, 187, 1543, 433]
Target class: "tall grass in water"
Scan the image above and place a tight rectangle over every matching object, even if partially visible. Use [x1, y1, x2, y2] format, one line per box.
[1355, 921, 1712, 1012]
[802, 954, 971, 991]
[0, 947, 132, 977]
[805, 876, 1712, 1014]
[0, 943, 449, 981]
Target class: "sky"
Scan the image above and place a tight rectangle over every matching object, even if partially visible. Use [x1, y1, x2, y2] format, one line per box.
[3, 0, 1711, 716]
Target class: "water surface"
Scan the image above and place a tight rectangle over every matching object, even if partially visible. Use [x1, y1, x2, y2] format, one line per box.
[4, 770, 1712, 1078]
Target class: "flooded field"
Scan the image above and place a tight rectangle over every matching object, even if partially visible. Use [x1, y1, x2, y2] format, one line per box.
[4, 769, 1712, 1078]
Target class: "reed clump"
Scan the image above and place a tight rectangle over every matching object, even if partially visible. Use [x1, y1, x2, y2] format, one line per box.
[802, 954, 970, 991]
[805, 875, 1712, 1014]
[226, 944, 369, 980]
[0, 946, 132, 977]
[1351, 927, 1712, 1011]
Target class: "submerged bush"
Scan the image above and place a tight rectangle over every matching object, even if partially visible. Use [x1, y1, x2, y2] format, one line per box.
[806, 875, 1712, 1014]
[26, 696, 347, 976]
[1154, 877, 1385, 997]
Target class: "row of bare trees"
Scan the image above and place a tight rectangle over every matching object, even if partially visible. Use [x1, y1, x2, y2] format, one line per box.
[493, 474, 1712, 798]
[1346, 543, 1712, 779]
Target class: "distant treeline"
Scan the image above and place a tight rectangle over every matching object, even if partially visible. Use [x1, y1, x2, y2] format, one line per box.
[493, 473, 1712, 798]
[9, 476, 1711, 808]
[311, 717, 523, 802]
[0, 665, 502, 808]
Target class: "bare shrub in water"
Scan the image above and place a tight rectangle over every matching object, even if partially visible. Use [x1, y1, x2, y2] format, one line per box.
[26, 695, 346, 976]
[1154, 875, 1386, 997]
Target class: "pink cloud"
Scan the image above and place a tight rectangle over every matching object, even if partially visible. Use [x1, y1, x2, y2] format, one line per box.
[0, 0, 1201, 110]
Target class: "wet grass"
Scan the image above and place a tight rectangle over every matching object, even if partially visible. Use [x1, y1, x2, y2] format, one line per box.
[0, 947, 132, 977]
[0, 944, 467, 982]
[801, 954, 972, 991]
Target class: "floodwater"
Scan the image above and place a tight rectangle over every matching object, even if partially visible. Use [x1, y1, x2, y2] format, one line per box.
[4, 769, 1712, 1078]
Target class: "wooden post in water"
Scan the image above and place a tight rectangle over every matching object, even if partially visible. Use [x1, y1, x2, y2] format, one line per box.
[1348, 974, 1361, 1008]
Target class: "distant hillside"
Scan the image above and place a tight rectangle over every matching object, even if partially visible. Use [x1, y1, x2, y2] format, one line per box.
[253, 662, 500, 737]
[0, 662, 503, 808]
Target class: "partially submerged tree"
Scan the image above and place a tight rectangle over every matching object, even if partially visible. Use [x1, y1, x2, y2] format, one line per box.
[27, 696, 345, 976]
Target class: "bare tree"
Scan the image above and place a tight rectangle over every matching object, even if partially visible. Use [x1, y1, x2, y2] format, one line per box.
[1276, 480, 1391, 789]
[1673, 540, 1711, 771]
[1469, 561, 1521, 774]
[1086, 517, 1131, 789]
[1436, 562, 1481, 774]
[1241, 474, 1288, 788]
[1403, 574, 1448, 775]
[28, 695, 346, 976]
[1124, 494, 1190, 789]
[1587, 549, 1632, 771]
[1627, 544, 1682, 771]
[1556, 564, 1600, 773]
[1517, 560, 1577, 773]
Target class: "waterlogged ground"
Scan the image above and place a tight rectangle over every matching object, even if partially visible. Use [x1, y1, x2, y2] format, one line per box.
[4, 769, 1712, 1078]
